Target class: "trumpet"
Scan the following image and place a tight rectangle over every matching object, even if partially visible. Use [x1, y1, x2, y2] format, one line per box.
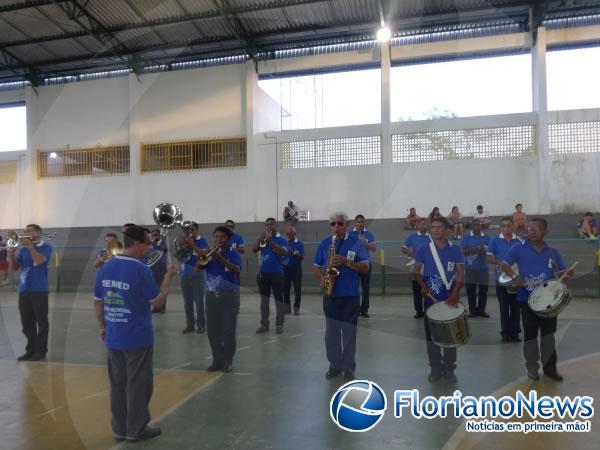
[195, 244, 224, 270]
[99, 240, 124, 262]
[7, 231, 56, 248]
[257, 230, 273, 248]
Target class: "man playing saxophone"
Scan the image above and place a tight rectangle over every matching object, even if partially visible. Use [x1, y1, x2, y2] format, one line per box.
[312, 212, 369, 381]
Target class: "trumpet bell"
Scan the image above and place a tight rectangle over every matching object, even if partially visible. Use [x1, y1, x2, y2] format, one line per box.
[153, 203, 183, 230]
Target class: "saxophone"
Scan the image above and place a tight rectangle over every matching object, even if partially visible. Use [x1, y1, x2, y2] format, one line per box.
[324, 235, 340, 296]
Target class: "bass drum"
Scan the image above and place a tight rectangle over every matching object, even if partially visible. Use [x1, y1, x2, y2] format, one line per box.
[426, 302, 471, 348]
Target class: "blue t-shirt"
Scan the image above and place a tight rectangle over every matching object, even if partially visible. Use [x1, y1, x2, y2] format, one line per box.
[314, 233, 369, 298]
[503, 240, 566, 303]
[180, 236, 208, 277]
[402, 232, 431, 252]
[285, 239, 305, 267]
[486, 234, 522, 278]
[153, 243, 167, 266]
[577, 218, 598, 228]
[93, 255, 160, 351]
[230, 232, 245, 252]
[16, 243, 53, 293]
[258, 234, 288, 274]
[205, 247, 242, 292]
[460, 232, 490, 271]
[349, 229, 375, 261]
[415, 241, 464, 304]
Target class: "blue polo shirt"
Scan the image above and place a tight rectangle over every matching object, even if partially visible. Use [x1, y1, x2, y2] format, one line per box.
[314, 233, 369, 298]
[504, 240, 566, 303]
[205, 247, 242, 292]
[402, 232, 431, 252]
[350, 229, 375, 260]
[230, 232, 245, 252]
[180, 237, 208, 277]
[16, 243, 53, 293]
[258, 233, 288, 274]
[93, 255, 160, 351]
[285, 239, 305, 267]
[461, 232, 490, 271]
[486, 234, 522, 278]
[415, 241, 464, 304]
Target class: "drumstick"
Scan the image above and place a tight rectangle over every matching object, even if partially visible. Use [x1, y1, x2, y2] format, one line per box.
[558, 262, 578, 282]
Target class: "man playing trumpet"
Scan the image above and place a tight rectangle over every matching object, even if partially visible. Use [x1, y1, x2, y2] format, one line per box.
[253, 218, 288, 334]
[8, 224, 53, 361]
[198, 226, 242, 373]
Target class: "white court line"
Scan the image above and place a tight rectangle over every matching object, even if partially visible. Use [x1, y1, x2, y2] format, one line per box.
[37, 406, 63, 417]
[236, 346, 251, 352]
[288, 334, 304, 338]
[169, 362, 192, 370]
[232, 372, 253, 376]
[263, 339, 277, 344]
[84, 390, 107, 399]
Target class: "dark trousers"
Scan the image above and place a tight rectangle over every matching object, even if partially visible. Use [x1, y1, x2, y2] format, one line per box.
[465, 269, 488, 314]
[206, 291, 240, 365]
[151, 263, 167, 312]
[258, 272, 285, 327]
[411, 279, 423, 314]
[424, 303, 457, 374]
[359, 267, 371, 313]
[18, 291, 49, 355]
[323, 296, 360, 371]
[181, 275, 205, 329]
[496, 286, 521, 338]
[107, 346, 154, 440]
[519, 303, 558, 372]
[283, 264, 302, 311]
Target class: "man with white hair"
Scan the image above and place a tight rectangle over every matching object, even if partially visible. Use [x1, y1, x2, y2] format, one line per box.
[313, 212, 369, 381]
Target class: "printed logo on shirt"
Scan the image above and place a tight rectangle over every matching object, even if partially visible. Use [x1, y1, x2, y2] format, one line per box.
[447, 261, 455, 272]
[347, 250, 356, 262]
[548, 259, 553, 269]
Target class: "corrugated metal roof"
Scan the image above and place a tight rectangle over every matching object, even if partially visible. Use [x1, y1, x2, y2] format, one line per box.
[1, 0, 600, 86]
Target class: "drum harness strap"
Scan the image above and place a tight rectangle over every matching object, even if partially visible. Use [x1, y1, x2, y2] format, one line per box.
[428, 239, 453, 300]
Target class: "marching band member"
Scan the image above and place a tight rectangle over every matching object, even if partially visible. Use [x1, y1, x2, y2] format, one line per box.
[401, 218, 431, 318]
[350, 214, 376, 318]
[150, 229, 168, 314]
[8, 224, 53, 362]
[313, 212, 369, 381]
[486, 217, 522, 342]
[93, 225, 176, 442]
[180, 222, 208, 334]
[225, 219, 245, 254]
[283, 226, 304, 315]
[413, 217, 464, 383]
[94, 233, 120, 268]
[253, 218, 288, 334]
[501, 218, 574, 381]
[202, 226, 242, 373]
[461, 220, 490, 317]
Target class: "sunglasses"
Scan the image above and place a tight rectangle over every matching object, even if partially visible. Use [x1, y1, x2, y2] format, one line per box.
[330, 221, 345, 227]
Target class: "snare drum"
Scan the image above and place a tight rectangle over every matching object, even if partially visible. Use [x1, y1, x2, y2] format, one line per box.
[405, 258, 415, 267]
[426, 302, 471, 348]
[528, 280, 571, 318]
[497, 273, 518, 294]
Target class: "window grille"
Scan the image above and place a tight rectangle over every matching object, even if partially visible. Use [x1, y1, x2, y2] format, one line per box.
[280, 136, 381, 168]
[38, 146, 130, 178]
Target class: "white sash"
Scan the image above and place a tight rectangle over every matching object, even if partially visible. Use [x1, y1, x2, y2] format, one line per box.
[429, 241, 452, 292]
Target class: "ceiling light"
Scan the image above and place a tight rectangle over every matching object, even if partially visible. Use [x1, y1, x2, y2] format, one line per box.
[377, 26, 392, 43]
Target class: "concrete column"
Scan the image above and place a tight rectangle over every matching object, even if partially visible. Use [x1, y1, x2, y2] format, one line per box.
[380, 41, 392, 218]
[532, 27, 551, 213]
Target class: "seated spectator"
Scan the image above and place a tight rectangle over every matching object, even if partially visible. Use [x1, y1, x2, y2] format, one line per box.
[428, 207, 441, 224]
[447, 206, 464, 239]
[474, 204, 491, 229]
[577, 212, 598, 239]
[283, 201, 299, 226]
[513, 203, 527, 235]
[403, 208, 420, 230]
